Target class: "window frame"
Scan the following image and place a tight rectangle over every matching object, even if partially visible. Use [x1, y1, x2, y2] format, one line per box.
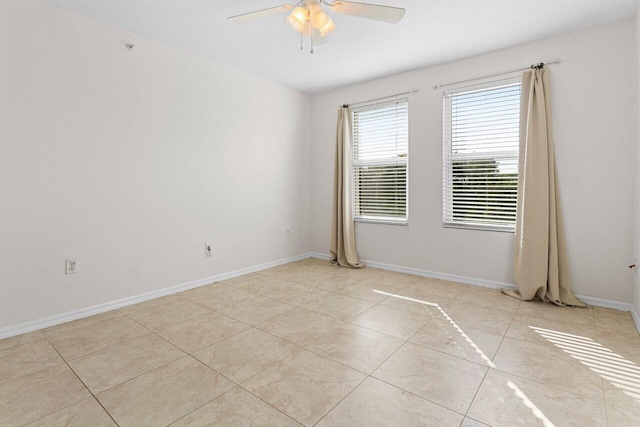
[442, 77, 521, 233]
[351, 98, 409, 226]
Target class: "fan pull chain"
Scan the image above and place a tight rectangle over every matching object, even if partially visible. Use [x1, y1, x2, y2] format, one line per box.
[300, 30, 303, 50]
[310, 33, 314, 54]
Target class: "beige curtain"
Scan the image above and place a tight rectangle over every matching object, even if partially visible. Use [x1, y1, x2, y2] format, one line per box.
[330, 106, 364, 268]
[503, 67, 585, 307]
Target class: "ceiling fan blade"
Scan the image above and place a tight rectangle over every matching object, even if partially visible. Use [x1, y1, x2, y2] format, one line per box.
[327, 1, 405, 23]
[228, 5, 294, 23]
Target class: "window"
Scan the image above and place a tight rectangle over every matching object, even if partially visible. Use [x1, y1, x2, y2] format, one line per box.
[352, 99, 408, 224]
[443, 78, 521, 232]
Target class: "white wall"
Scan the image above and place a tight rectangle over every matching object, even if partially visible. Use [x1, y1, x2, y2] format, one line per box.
[634, 6, 640, 317]
[310, 20, 636, 304]
[0, 0, 311, 328]
[1, 1, 636, 332]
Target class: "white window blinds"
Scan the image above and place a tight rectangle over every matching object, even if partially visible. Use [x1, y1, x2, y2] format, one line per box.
[352, 99, 409, 223]
[443, 78, 521, 231]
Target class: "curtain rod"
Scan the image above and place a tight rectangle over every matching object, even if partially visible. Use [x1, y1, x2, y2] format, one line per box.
[432, 59, 561, 90]
[342, 88, 419, 109]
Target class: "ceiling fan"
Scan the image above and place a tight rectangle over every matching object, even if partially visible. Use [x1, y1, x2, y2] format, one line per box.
[228, 0, 406, 53]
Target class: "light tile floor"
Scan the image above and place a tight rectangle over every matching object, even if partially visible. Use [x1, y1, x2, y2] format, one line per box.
[1, 258, 640, 426]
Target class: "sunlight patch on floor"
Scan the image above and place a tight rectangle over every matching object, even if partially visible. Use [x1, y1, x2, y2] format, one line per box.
[373, 289, 495, 367]
[507, 380, 556, 427]
[531, 326, 640, 401]
[373, 288, 560, 423]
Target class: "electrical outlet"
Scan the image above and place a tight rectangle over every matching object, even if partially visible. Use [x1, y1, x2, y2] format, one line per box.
[65, 259, 77, 274]
[205, 242, 212, 257]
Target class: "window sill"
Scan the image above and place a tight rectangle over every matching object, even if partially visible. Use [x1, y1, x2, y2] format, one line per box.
[443, 222, 514, 233]
[355, 217, 408, 226]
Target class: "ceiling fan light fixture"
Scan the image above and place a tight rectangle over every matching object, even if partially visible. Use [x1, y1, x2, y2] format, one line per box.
[318, 16, 335, 36]
[300, 21, 329, 44]
[286, 6, 307, 32]
[301, 20, 313, 38]
[312, 10, 330, 29]
[230, 0, 406, 53]
[307, 2, 327, 27]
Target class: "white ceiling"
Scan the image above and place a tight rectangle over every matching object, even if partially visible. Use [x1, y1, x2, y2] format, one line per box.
[40, 0, 638, 93]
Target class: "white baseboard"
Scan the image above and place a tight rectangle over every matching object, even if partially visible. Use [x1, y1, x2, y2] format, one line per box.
[0, 252, 313, 340]
[309, 252, 517, 291]
[4, 251, 639, 340]
[310, 252, 330, 261]
[573, 294, 633, 312]
[309, 252, 639, 330]
[632, 306, 640, 334]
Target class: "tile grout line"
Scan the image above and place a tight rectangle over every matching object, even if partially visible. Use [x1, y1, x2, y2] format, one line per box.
[60, 331, 166, 365]
[133, 304, 255, 339]
[89, 310, 245, 425]
[457, 304, 605, 415]
[68, 314, 195, 397]
[315, 304, 432, 425]
[299, 305, 498, 371]
[365, 375, 471, 419]
[175, 279, 416, 398]
[185, 324, 255, 355]
[0, 332, 47, 353]
[480, 364, 607, 404]
[311, 371, 369, 426]
[191, 274, 367, 316]
[165, 385, 239, 426]
[222, 346, 309, 425]
[249, 308, 430, 383]
[461, 302, 518, 421]
[202, 279, 431, 426]
[117, 291, 284, 355]
[48, 315, 179, 359]
[130, 351, 280, 427]
[373, 309, 476, 418]
[180, 271, 512, 424]
[236, 343, 304, 384]
[42, 316, 153, 364]
[171, 287, 297, 331]
[323, 287, 511, 368]
[167, 354, 255, 423]
[119, 311, 302, 426]
[39, 333, 121, 427]
[606, 402, 640, 418]
[227, 267, 479, 320]
[230, 307, 428, 385]
[255, 305, 403, 340]
[314, 304, 475, 426]
[593, 307, 610, 427]
[360, 299, 605, 418]
[231, 279, 335, 307]
[237, 383, 308, 426]
[90, 314, 233, 392]
[394, 324, 492, 368]
[0, 341, 68, 389]
[4, 260, 627, 425]
[20, 396, 118, 427]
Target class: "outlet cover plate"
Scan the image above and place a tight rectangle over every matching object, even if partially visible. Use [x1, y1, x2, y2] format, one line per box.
[65, 259, 77, 274]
